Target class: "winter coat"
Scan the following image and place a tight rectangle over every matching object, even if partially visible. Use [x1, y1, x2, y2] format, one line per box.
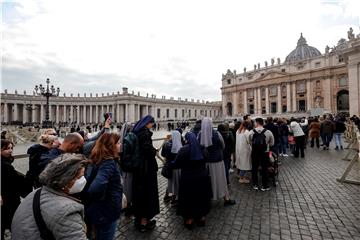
[321, 120, 335, 135]
[85, 159, 123, 225]
[1, 157, 32, 230]
[290, 121, 305, 137]
[199, 131, 225, 163]
[26, 144, 50, 187]
[334, 120, 346, 133]
[11, 187, 87, 240]
[264, 122, 280, 144]
[309, 122, 321, 138]
[39, 148, 64, 173]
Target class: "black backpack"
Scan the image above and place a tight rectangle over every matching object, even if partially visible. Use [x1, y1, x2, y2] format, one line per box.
[252, 129, 267, 152]
[120, 132, 141, 172]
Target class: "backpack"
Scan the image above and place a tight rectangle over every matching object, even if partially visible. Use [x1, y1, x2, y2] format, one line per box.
[252, 129, 267, 152]
[120, 132, 141, 172]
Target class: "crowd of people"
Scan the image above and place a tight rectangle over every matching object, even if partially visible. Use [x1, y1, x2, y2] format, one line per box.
[1, 112, 359, 239]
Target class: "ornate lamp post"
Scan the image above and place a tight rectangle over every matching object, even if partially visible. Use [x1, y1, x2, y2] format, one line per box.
[35, 78, 60, 128]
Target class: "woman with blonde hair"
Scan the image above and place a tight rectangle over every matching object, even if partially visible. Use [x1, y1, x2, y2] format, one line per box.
[26, 129, 59, 188]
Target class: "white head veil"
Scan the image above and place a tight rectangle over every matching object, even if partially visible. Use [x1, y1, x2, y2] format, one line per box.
[171, 130, 183, 154]
[200, 117, 213, 147]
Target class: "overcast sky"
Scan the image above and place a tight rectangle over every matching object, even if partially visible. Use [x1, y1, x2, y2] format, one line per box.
[1, 0, 359, 101]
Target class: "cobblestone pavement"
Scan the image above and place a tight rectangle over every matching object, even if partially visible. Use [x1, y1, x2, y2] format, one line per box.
[116, 142, 360, 240]
[6, 141, 360, 240]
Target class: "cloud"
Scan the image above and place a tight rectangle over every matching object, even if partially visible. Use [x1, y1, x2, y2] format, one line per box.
[1, 0, 359, 101]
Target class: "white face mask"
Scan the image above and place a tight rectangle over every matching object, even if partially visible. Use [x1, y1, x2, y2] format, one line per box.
[69, 176, 87, 194]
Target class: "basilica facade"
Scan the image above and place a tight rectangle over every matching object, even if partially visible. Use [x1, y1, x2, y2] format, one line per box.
[221, 29, 360, 118]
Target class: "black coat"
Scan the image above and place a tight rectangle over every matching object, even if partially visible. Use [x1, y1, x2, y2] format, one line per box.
[132, 127, 160, 220]
[265, 123, 280, 144]
[172, 145, 212, 219]
[1, 157, 32, 230]
[26, 144, 50, 187]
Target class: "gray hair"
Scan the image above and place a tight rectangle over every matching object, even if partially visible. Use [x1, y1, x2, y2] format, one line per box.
[39, 153, 89, 191]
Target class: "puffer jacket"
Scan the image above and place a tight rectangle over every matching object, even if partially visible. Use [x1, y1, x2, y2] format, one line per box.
[11, 186, 87, 240]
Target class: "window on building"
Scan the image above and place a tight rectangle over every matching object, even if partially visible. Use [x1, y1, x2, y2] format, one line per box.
[249, 104, 254, 114]
[175, 109, 178, 118]
[282, 105, 287, 113]
[248, 89, 254, 98]
[297, 81, 306, 93]
[188, 109, 191, 118]
[271, 102, 277, 113]
[261, 88, 266, 99]
[262, 107, 266, 114]
[298, 100, 306, 111]
[316, 80, 321, 89]
[282, 85, 287, 95]
[210, 110, 212, 117]
[338, 56, 344, 63]
[182, 109, 185, 118]
[297, 66, 304, 70]
[315, 62, 321, 67]
[157, 109, 161, 118]
[166, 109, 170, 118]
[339, 76, 347, 87]
[227, 79, 231, 84]
[281, 69, 286, 72]
[270, 86, 277, 96]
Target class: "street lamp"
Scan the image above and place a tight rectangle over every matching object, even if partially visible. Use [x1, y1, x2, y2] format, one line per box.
[35, 78, 60, 128]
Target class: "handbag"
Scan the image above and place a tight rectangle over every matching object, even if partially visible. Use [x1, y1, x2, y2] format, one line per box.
[161, 161, 173, 179]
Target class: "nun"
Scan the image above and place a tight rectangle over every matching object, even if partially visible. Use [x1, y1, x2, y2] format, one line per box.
[131, 115, 160, 232]
[161, 130, 183, 204]
[172, 132, 212, 229]
[199, 118, 236, 206]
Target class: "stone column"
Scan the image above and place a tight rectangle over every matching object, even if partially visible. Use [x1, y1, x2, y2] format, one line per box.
[40, 104, 44, 122]
[125, 104, 129, 122]
[137, 104, 141, 120]
[129, 104, 135, 122]
[253, 89, 257, 114]
[286, 83, 291, 112]
[265, 87, 269, 114]
[83, 105, 87, 124]
[13, 103, 18, 121]
[63, 105, 67, 122]
[306, 80, 312, 111]
[56, 105, 59, 123]
[23, 105, 28, 123]
[3, 103, 8, 123]
[90, 105, 93, 123]
[277, 85, 282, 114]
[323, 78, 331, 112]
[77, 106, 80, 124]
[257, 88, 261, 114]
[32, 104, 37, 123]
[95, 105, 99, 123]
[243, 90, 248, 114]
[70, 105, 74, 122]
[292, 82, 297, 111]
[116, 104, 120, 122]
[232, 92, 238, 116]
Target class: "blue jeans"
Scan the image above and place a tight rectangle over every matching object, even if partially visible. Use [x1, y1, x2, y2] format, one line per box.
[334, 133, 343, 147]
[323, 133, 332, 147]
[239, 170, 247, 177]
[270, 143, 280, 155]
[279, 136, 288, 154]
[95, 220, 118, 240]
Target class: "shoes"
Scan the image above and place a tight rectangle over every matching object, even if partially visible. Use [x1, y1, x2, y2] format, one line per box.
[341, 146, 343, 150]
[279, 153, 283, 156]
[239, 178, 250, 184]
[261, 186, 271, 192]
[146, 220, 156, 230]
[229, 169, 234, 173]
[224, 199, 236, 207]
[335, 146, 339, 150]
[283, 154, 289, 157]
[252, 185, 259, 190]
[323, 146, 327, 150]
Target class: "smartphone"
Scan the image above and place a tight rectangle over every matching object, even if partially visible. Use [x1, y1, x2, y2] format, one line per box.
[104, 112, 112, 121]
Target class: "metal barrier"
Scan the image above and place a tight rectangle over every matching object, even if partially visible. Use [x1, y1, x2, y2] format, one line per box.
[337, 122, 360, 185]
